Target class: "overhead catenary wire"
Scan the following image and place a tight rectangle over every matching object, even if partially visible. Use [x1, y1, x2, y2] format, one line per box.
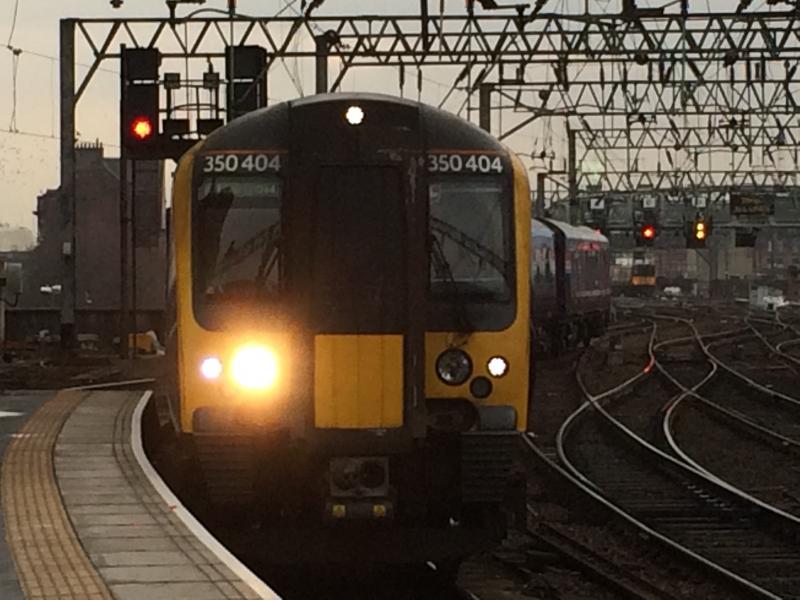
[2, 42, 116, 140]
[3, 43, 117, 75]
[5, 0, 21, 133]
[5, 0, 19, 47]
[0, 127, 120, 149]
[8, 45, 19, 132]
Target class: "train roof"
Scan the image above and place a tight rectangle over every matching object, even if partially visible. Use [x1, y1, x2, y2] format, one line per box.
[531, 218, 555, 239]
[540, 218, 609, 245]
[199, 92, 505, 154]
[292, 92, 419, 109]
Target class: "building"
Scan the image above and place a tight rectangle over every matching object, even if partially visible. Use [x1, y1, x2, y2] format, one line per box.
[0, 225, 34, 252]
[7, 142, 166, 343]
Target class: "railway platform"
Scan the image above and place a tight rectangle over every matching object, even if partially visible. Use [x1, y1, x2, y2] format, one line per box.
[0, 387, 277, 600]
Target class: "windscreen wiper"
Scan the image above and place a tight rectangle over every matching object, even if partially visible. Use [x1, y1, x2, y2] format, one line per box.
[430, 234, 474, 334]
[255, 227, 281, 291]
[431, 217, 510, 290]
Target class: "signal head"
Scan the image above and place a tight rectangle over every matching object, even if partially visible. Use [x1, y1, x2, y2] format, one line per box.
[687, 219, 709, 248]
[642, 224, 656, 240]
[695, 221, 707, 240]
[131, 116, 154, 141]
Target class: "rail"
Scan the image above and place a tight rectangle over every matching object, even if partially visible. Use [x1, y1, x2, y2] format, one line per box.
[526, 317, 790, 599]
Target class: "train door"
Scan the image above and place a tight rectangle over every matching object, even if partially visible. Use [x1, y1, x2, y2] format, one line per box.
[310, 165, 407, 429]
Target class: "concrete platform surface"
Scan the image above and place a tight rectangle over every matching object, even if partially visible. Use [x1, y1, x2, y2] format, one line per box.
[1, 389, 279, 600]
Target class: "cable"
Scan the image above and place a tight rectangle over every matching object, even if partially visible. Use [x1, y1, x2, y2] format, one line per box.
[0, 127, 120, 149]
[4, 0, 22, 134]
[5, 0, 19, 47]
[3, 42, 115, 137]
[8, 46, 19, 132]
[3, 44, 118, 75]
[0, 127, 57, 141]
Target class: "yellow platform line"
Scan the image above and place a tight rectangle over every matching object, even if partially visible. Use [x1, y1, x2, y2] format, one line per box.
[1, 390, 113, 600]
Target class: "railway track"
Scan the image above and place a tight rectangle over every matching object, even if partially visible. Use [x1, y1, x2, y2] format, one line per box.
[653, 323, 800, 447]
[523, 318, 745, 599]
[656, 318, 800, 512]
[542, 319, 800, 599]
[702, 323, 800, 444]
[518, 322, 688, 599]
[523, 517, 677, 599]
[708, 317, 800, 401]
[746, 316, 800, 374]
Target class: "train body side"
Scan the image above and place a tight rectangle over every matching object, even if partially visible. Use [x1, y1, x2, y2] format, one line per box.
[531, 218, 611, 351]
[530, 219, 558, 323]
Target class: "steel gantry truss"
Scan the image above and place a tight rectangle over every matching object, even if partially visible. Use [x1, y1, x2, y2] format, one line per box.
[65, 5, 800, 192]
[468, 6, 800, 205]
[56, 1, 800, 336]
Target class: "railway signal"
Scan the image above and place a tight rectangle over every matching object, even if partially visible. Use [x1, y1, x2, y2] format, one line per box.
[121, 48, 161, 156]
[636, 224, 657, 246]
[130, 116, 154, 141]
[225, 45, 268, 121]
[687, 216, 711, 248]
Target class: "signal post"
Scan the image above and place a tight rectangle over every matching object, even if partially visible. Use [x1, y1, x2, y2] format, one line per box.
[119, 47, 160, 358]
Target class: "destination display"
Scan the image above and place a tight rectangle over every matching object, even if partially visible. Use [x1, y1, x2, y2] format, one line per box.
[729, 191, 775, 217]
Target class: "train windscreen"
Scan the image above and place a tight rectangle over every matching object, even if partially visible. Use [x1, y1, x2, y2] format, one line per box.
[193, 176, 283, 322]
[632, 264, 656, 277]
[429, 179, 512, 301]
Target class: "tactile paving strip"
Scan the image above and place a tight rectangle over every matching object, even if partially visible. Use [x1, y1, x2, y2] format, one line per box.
[0, 390, 113, 599]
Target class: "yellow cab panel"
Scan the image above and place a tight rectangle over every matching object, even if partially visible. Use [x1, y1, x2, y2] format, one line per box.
[424, 154, 530, 431]
[314, 334, 404, 429]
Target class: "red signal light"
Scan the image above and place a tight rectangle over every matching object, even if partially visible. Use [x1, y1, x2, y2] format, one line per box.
[641, 225, 656, 240]
[131, 116, 154, 141]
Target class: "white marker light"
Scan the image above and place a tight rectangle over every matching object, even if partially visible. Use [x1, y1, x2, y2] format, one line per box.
[345, 105, 364, 125]
[487, 356, 508, 378]
[200, 357, 223, 380]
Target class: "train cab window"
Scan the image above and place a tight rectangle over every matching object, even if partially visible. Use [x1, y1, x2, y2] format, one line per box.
[193, 176, 282, 326]
[428, 180, 512, 301]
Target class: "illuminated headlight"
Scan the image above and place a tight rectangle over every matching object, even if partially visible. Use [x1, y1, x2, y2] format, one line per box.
[200, 357, 223, 380]
[487, 356, 508, 378]
[231, 345, 278, 391]
[436, 349, 472, 386]
[345, 105, 364, 125]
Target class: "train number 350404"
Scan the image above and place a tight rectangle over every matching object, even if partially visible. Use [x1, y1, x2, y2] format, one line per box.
[427, 153, 503, 174]
[203, 153, 282, 174]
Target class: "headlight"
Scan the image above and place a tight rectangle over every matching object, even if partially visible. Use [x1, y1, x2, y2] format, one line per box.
[487, 356, 508, 378]
[231, 345, 278, 391]
[200, 357, 223, 380]
[436, 349, 472, 386]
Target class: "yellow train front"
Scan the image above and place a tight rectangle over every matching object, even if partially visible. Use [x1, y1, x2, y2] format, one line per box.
[166, 93, 530, 546]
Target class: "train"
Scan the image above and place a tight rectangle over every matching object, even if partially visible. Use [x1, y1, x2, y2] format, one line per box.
[164, 93, 532, 561]
[610, 250, 658, 297]
[531, 219, 611, 354]
[163, 92, 611, 564]
[629, 250, 657, 295]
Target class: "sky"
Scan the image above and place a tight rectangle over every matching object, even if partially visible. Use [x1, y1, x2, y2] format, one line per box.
[0, 0, 764, 231]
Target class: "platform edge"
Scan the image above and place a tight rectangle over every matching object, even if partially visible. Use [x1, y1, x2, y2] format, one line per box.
[130, 392, 282, 600]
